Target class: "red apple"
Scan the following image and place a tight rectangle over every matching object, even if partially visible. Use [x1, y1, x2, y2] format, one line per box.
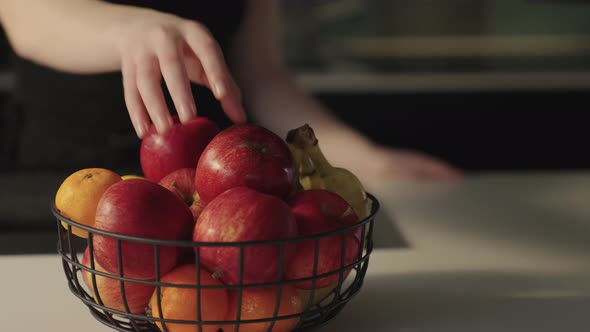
[289, 189, 360, 238]
[287, 189, 361, 289]
[193, 187, 298, 285]
[158, 168, 206, 264]
[158, 168, 206, 221]
[81, 247, 155, 314]
[157, 167, 207, 265]
[194, 124, 295, 203]
[287, 234, 359, 289]
[94, 179, 193, 280]
[140, 116, 219, 182]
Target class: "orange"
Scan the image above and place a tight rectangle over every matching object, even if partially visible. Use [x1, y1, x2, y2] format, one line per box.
[296, 284, 338, 308]
[149, 264, 229, 332]
[81, 247, 155, 314]
[55, 168, 121, 238]
[226, 285, 303, 332]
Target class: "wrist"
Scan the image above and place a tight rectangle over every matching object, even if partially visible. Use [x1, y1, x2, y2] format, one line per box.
[101, 3, 134, 69]
[315, 124, 376, 162]
[101, 3, 156, 71]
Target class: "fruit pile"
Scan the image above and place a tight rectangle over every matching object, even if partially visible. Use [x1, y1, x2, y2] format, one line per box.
[54, 119, 373, 332]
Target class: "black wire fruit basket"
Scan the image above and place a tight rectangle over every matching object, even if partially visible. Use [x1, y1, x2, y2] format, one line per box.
[53, 193, 379, 332]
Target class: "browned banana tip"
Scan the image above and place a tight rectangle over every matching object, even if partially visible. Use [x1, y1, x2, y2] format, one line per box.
[286, 124, 318, 148]
[285, 127, 300, 145]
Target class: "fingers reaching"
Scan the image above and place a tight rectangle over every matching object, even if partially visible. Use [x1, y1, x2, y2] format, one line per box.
[182, 22, 246, 123]
[122, 58, 150, 139]
[418, 157, 463, 181]
[135, 51, 174, 134]
[156, 33, 197, 124]
[119, 16, 247, 138]
[394, 150, 463, 181]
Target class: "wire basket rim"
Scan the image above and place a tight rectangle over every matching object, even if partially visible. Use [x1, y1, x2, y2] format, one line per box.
[54, 192, 380, 247]
[60, 248, 371, 288]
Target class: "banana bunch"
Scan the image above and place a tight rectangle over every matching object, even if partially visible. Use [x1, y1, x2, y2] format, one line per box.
[286, 124, 371, 220]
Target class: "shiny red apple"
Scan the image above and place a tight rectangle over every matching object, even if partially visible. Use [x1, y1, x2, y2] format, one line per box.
[140, 116, 219, 182]
[287, 189, 361, 289]
[94, 179, 193, 280]
[194, 124, 295, 203]
[158, 168, 206, 263]
[193, 186, 298, 285]
[158, 168, 206, 221]
[289, 189, 360, 238]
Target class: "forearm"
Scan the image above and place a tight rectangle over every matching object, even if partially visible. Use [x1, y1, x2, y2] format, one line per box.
[243, 70, 375, 161]
[231, 0, 461, 182]
[229, 0, 374, 163]
[0, 0, 138, 73]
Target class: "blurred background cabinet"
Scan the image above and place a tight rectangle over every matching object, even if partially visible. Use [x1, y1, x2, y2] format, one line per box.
[1, 0, 590, 248]
[282, 0, 590, 170]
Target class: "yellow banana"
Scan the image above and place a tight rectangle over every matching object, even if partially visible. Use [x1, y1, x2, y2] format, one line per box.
[287, 124, 370, 219]
[298, 150, 325, 191]
[287, 142, 325, 192]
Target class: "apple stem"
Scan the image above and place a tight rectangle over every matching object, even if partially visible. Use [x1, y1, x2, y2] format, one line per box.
[145, 304, 153, 318]
[212, 269, 223, 280]
[171, 182, 192, 205]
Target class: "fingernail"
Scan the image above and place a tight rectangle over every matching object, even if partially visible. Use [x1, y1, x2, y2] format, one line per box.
[154, 122, 165, 134]
[223, 99, 246, 124]
[234, 105, 247, 123]
[237, 108, 247, 123]
[189, 102, 197, 117]
[179, 104, 193, 123]
[214, 82, 226, 98]
[156, 116, 173, 134]
[138, 122, 149, 138]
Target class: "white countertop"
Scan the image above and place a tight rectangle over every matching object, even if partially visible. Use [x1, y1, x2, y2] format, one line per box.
[2, 171, 590, 332]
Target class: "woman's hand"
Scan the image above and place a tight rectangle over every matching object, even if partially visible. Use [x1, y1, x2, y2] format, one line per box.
[322, 136, 463, 183]
[114, 8, 245, 138]
[360, 146, 463, 182]
[0, 0, 245, 138]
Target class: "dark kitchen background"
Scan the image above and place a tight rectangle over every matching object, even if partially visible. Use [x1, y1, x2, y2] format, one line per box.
[1, 0, 590, 253]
